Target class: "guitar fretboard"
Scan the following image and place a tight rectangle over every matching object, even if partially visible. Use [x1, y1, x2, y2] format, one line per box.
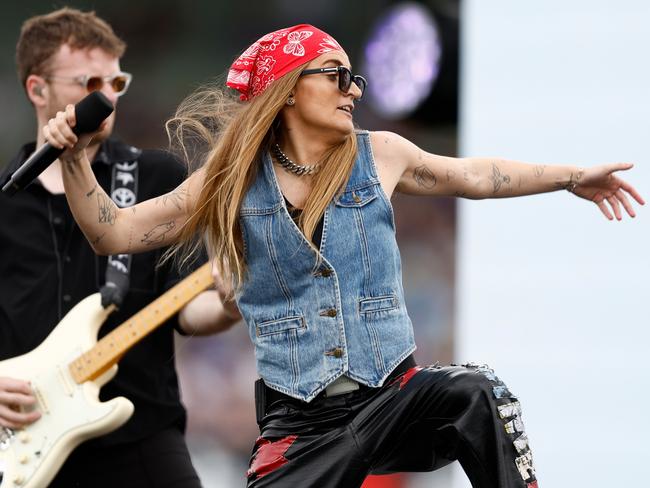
[68, 262, 213, 384]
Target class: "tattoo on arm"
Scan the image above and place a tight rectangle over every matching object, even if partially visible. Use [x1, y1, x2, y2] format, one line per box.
[126, 224, 134, 252]
[413, 165, 437, 190]
[533, 165, 546, 177]
[141, 221, 176, 246]
[91, 233, 106, 246]
[97, 193, 117, 225]
[446, 169, 456, 182]
[555, 169, 585, 191]
[490, 163, 511, 193]
[86, 184, 97, 198]
[155, 186, 189, 211]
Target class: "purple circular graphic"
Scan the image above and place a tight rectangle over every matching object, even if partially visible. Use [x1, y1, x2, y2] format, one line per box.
[363, 2, 442, 119]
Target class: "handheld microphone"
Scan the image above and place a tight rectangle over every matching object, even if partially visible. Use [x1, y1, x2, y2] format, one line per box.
[2, 91, 114, 196]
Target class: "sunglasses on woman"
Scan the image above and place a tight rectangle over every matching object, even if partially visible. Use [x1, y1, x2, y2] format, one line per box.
[300, 66, 367, 100]
[44, 72, 133, 97]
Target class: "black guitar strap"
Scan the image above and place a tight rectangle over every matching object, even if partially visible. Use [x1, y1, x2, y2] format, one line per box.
[100, 158, 139, 308]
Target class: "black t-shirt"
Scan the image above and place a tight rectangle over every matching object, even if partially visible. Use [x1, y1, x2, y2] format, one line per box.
[0, 138, 189, 448]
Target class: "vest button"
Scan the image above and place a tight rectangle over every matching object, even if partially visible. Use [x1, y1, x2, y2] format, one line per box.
[326, 347, 344, 358]
[352, 192, 361, 203]
[319, 308, 338, 317]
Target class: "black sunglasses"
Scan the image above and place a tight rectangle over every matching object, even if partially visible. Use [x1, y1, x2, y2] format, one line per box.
[300, 66, 367, 100]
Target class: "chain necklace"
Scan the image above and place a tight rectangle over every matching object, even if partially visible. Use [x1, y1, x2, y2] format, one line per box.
[272, 144, 320, 176]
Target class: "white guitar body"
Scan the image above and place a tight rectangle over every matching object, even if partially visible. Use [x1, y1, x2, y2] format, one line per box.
[0, 294, 134, 488]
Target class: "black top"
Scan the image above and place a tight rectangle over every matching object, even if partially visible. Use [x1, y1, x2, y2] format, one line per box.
[0, 138, 188, 448]
[284, 197, 324, 248]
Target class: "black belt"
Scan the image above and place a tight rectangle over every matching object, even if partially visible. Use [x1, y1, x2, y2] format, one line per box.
[255, 355, 417, 422]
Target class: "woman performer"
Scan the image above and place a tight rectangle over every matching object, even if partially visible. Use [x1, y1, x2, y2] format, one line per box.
[43, 24, 643, 488]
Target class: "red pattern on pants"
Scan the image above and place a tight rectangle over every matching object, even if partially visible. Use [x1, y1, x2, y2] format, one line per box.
[247, 435, 298, 479]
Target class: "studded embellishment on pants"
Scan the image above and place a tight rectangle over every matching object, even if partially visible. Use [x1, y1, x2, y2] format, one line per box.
[470, 363, 538, 486]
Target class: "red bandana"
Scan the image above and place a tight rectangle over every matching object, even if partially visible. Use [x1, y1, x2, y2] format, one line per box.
[226, 24, 344, 101]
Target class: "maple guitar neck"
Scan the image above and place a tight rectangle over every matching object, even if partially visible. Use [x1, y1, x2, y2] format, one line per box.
[68, 262, 213, 384]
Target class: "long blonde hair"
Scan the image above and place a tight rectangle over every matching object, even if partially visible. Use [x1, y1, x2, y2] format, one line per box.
[166, 65, 358, 288]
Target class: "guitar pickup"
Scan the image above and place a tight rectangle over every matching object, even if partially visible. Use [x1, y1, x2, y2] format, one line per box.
[30, 384, 49, 415]
[57, 365, 75, 397]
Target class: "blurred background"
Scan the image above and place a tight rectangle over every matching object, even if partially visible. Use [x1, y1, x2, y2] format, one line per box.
[1, 0, 648, 487]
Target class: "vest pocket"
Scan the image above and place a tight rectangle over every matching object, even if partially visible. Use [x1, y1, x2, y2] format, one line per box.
[359, 294, 399, 316]
[335, 183, 378, 207]
[255, 315, 306, 337]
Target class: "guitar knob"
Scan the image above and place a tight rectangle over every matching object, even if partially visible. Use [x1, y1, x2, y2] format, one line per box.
[18, 432, 30, 443]
[19, 454, 29, 464]
[13, 474, 25, 485]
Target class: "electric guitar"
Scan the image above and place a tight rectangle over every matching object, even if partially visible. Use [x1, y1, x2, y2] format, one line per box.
[0, 263, 213, 488]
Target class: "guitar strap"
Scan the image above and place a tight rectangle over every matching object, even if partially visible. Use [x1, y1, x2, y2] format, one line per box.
[100, 156, 140, 309]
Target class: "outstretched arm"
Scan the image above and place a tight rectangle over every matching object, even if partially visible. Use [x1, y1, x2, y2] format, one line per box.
[43, 105, 203, 254]
[371, 131, 644, 219]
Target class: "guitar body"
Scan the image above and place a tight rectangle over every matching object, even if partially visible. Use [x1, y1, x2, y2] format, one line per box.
[0, 263, 212, 487]
[0, 294, 134, 488]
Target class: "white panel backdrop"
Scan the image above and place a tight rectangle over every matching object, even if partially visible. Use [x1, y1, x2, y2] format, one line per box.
[457, 1, 649, 486]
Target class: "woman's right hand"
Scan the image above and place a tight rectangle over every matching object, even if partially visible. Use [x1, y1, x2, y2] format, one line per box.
[42, 104, 106, 160]
[0, 377, 41, 429]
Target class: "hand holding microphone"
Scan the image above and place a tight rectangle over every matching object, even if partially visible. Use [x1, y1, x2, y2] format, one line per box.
[2, 91, 114, 195]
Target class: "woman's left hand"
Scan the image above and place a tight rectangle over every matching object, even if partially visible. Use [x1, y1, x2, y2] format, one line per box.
[211, 260, 241, 320]
[570, 163, 645, 220]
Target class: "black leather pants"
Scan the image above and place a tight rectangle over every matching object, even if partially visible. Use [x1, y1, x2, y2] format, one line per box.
[247, 364, 538, 488]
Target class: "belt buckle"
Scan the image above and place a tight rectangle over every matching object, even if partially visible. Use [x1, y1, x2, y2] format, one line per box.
[325, 376, 360, 397]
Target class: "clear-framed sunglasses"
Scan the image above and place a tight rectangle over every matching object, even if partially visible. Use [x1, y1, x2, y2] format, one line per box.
[44, 72, 133, 97]
[300, 66, 367, 100]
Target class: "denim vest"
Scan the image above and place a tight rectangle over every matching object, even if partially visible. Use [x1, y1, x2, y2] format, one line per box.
[237, 131, 416, 401]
